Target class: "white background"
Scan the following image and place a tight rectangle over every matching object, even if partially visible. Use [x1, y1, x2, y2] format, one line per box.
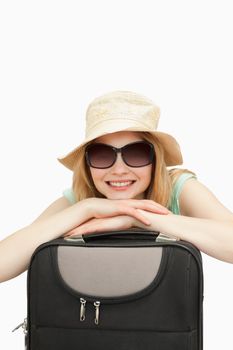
[0, 1, 233, 349]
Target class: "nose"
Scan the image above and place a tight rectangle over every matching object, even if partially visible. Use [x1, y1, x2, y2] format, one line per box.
[110, 152, 129, 172]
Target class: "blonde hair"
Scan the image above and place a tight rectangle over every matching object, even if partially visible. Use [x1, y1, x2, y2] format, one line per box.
[72, 132, 196, 209]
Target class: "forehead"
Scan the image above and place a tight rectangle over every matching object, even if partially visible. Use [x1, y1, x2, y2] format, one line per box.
[94, 131, 143, 146]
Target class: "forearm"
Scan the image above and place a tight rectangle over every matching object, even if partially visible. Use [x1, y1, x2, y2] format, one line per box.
[136, 211, 233, 264]
[0, 201, 91, 282]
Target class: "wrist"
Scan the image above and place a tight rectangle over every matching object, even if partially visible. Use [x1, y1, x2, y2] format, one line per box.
[132, 209, 150, 229]
[135, 209, 167, 230]
[75, 199, 94, 221]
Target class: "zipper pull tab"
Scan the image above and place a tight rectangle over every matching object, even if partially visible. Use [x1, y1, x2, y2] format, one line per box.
[12, 318, 27, 334]
[94, 301, 101, 325]
[80, 298, 86, 321]
[12, 322, 24, 333]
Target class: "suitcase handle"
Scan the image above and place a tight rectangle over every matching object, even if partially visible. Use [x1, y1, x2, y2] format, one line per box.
[64, 228, 179, 243]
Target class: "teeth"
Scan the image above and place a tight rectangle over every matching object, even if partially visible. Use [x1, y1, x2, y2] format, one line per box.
[109, 181, 134, 187]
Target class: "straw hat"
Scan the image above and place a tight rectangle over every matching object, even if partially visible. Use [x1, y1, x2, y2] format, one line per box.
[57, 90, 183, 170]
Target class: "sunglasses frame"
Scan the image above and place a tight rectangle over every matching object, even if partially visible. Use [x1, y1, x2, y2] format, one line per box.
[85, 140, 155, 169]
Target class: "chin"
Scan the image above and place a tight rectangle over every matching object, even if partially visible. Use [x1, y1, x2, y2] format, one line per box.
[107, 192, 142, 200]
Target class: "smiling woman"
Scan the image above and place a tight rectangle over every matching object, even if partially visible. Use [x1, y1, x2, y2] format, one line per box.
[1, 90, 233, 284]
[59, 91, 233, 263]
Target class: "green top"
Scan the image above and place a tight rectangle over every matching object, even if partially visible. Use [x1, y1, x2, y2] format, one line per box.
[63, 172, 197, 215]
[168, 172, 197, 214]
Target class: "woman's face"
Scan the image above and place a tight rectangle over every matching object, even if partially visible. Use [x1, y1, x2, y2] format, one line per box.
[88, 131, 153, 200]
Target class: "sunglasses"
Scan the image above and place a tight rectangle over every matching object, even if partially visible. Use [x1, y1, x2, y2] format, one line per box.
[85, 141, 155, 169]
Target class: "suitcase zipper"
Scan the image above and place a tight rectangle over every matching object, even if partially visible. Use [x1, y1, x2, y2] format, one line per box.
[80, 297, 86, 321]
[79, 298, 101, 325]
[94, 301, 101, 325]
[12, 318, 28, 334]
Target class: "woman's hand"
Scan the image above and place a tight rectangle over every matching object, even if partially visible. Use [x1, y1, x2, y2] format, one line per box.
[63, 207, 173, 238]
[83, 197, 170, 226]
[63, 215, 137, 237]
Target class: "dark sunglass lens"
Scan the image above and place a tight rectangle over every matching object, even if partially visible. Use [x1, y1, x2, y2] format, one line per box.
[123, 142, 153, 167]
[87, 144, 115, 168]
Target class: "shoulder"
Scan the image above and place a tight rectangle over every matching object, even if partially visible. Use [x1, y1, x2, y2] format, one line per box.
[168, 171, 197, 215]
[179, 178, 233, 221]
[63, 188, 77, 205]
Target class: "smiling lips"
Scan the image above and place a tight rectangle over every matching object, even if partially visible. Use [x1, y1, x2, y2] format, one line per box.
[106, 180, 136, 189]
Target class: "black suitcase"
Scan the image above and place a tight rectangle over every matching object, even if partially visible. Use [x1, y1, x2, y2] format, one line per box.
[24, 229, 203, 350]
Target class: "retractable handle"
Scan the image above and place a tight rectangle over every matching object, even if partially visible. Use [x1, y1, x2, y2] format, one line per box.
[64, 228, 179, 243]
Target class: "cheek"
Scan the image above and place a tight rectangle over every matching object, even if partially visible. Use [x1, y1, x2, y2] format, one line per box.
[138, 165, 152, 183]
[89, 168, 106, 185]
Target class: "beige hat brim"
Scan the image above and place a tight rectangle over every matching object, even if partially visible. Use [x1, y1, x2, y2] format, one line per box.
[57, 120, 183, 170]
